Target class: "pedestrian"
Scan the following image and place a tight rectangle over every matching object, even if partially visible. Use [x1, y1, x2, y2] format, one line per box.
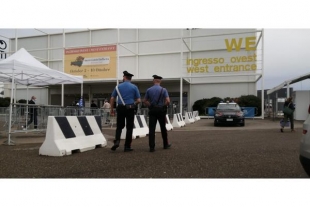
[90, 100, 98, 115]
[102, 100, 111, 124]
[281, 97, 295, 132]
[110, 71, 141, 152]
[143, 74, 171, 152]
[22, 95, 38, 129]
[173, 103, 177, 114]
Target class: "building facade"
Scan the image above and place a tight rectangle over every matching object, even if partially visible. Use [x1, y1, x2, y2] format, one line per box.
[2, 29, 263, 112]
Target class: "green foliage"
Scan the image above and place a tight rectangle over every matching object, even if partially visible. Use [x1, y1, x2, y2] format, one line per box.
[192, 97, 222, 115]
[193, 95, 262, 116]
[237, 95, 262, 116]
[18, 99, 27, 104]
[0, 97, 11, 107]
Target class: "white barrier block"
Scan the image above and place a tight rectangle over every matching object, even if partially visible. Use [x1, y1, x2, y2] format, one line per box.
[121, 115, 147, 139]
[178, 113, 186, 126]
[155, 114, 173, 132]
[184, 112, 195, 124]
[136, 115, 149, 135]
[193, 111, 201, 121]
[39, 116, 107, 157]
[172, 113, 183, 128]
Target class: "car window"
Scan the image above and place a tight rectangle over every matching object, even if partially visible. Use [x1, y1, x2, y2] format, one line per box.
[217, 104, 241, 110]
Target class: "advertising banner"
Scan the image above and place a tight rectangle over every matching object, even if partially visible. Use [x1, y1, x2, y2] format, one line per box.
[64, 45, 117, 79]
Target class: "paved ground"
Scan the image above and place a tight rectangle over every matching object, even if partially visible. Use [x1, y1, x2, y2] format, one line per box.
[0, 118, 308, 178]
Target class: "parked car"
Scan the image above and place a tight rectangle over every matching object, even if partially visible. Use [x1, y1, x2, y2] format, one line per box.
[299, 105, 310, 176]
[213, 102, 245, 126]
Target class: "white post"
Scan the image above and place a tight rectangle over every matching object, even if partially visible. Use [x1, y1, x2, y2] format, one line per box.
[180, 29, 183, 114]
[61, 29, 66, 107]
[115, 29, 120, 107]
[7, 64, 15, 145]
[287, 82, 290, 98]
[261, 29, 265, 119]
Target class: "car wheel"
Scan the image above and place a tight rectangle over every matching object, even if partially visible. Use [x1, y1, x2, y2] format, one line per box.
[300, 155, 310, 177]
[240, 123, 245, 127]
[214, 121, 218, 126]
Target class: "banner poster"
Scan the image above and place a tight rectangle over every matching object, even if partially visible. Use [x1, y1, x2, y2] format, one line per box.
[64, 45, 117, 79]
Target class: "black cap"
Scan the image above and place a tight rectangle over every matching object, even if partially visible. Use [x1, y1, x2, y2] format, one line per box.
[123, 71, 134, 77]
[152, 75, 163, 80]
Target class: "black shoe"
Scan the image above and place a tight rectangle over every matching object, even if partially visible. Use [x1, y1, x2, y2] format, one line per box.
[164, 144, 171, 149]
[124, 148, 134, 152]
[280, 128, 284, 133]
[150, 148, 155, 152]
[111, 140, 120, 151]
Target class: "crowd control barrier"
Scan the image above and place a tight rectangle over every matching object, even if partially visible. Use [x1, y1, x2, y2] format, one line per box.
[242, 107, 256, 118]
[184, 112, 195, 124]
[172, 113, 186, 128]
[206, 107, 216, 116]
[156, 114, 173, 132]
[121, 115, 148, 139]
[39, 116, 107, 156]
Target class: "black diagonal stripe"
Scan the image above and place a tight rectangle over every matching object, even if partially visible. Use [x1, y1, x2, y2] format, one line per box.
[95, 116, 102, 130]
[136, 116, 144, 127]
[55, 117, 76, 139]
[177, 114, 180, 122]
[77, 117, 94, 136]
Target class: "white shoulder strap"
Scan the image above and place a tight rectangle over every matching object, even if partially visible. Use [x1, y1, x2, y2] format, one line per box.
[115, 86, 125, 105]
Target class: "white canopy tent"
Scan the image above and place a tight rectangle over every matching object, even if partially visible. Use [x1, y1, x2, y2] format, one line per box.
[0, 48, 83, 145]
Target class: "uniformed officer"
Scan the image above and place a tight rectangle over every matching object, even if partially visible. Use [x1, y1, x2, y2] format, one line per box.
[110, 71, 141, 152]
[143, 75, 171, 152]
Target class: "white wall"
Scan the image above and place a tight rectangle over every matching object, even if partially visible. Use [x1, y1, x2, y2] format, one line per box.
[293, 91, 310, 121]
[4, 84, 49, 105]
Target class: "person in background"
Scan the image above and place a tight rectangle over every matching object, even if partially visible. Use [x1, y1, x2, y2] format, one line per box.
[281, 97, 295, 132]
[143, 74, 171, 152]
[22, 95, 38, 129]
[173, 103, 177, 114]
[102, 99, 111, 124]
[110, 71, 141, 152]
[91, 100, 98, 115]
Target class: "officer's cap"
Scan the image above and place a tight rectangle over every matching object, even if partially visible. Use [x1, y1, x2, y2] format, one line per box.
[152, 75, 163, 80]
[123, 71, 134, 77]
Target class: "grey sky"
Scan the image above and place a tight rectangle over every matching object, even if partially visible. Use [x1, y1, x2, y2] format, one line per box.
[260, 29, 310, 91]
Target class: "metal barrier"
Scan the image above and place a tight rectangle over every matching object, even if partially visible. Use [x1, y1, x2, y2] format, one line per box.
[0, 104, 178, 136]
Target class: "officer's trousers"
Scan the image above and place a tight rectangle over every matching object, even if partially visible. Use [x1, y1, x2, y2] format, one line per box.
[114, 105, 135, 148]
[148, 107, 168, 149]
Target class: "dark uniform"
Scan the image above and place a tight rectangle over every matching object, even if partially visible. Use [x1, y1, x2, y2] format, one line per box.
[281, 98, 295, 132]
[23, 96, 38, 129]
[144, 75, 171, 152]
[110, 71, 141, 152]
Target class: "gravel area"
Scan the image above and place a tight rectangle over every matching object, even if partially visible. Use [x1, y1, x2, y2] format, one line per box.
[0, 118, 307, 178]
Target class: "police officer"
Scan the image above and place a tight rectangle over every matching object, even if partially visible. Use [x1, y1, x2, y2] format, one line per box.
[143, 75, 171, 152]
[110, 71, 141, 152]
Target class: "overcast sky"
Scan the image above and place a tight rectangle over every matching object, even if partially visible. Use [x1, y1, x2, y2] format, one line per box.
[259, 29, 310, 90]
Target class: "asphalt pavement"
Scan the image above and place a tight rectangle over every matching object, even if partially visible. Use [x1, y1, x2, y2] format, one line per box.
[0, 118, 308, 178]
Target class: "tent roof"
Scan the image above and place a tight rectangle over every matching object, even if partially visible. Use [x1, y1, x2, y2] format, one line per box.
[267, 72, 310, 95]
[0, 48, 83, 86]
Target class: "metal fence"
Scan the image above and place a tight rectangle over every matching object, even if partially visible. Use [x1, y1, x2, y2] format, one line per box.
[0, 104, 177, 135]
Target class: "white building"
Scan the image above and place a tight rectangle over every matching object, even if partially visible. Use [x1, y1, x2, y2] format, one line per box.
[1, 28, 263, 111]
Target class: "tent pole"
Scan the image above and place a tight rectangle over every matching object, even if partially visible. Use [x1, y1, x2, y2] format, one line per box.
[6, 67, 16, 145]
[61, 29, 65, 107]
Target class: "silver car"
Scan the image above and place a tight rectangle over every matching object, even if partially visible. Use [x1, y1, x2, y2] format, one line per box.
[299, 106, 310, 176]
